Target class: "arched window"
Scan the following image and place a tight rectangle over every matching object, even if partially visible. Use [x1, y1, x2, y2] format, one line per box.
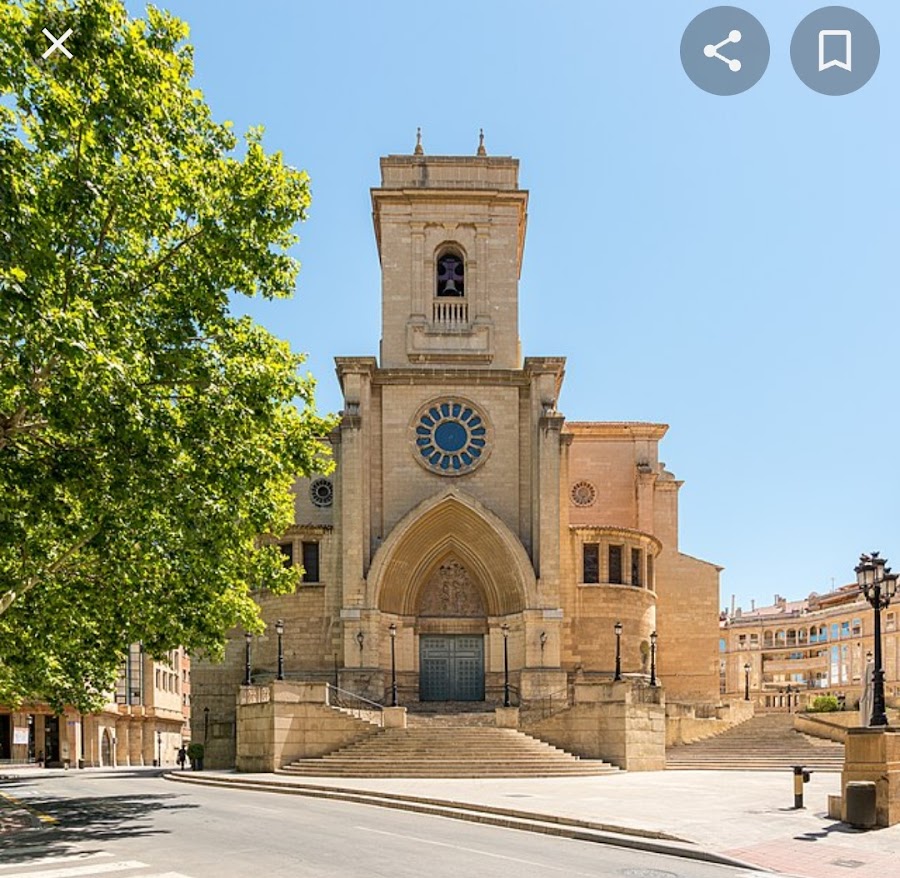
[764, 631, 774, 647]
[436, 250, 465, 297]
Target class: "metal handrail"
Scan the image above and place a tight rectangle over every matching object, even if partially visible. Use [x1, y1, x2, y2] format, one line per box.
[526, 685, 571, 720]
[327, 683, 385, 725]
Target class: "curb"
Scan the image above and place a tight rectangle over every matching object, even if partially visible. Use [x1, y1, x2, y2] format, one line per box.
[164, 772, 768, 871]
[0, 791, 55, 836]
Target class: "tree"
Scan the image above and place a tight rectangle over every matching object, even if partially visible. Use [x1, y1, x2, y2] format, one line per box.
[0, 0, 332, 711]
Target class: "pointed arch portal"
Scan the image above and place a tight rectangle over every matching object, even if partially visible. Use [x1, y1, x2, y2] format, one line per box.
[368, 490, 535, 617]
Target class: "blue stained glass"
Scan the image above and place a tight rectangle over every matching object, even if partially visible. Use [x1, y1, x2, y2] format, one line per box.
[429, 408, 440, 421]
[469, 447, 482, 457]
[452, 403, 461, 417]
[470, 427, 486, 436]
[420, 445, 434, 456]
[434, 420, 467, 452]
[470, 437, 485, 447]
[440, 455, 450, 469]
[461, 452, 472, 465]
[452, 455, 461, 469]
[468, 417, 481, 428]
[461, 408, 472, 420]
[416, 437, 431, 446]
[429, 452, 441, 464]
[421, 415, 433, 427]
[441, 403, 451, 417]
[416, 426, 430, 435]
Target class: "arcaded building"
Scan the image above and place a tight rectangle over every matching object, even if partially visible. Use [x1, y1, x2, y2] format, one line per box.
[192, 145, 722, 764]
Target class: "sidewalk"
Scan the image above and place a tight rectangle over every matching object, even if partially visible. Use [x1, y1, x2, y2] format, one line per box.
[165, 768, 900, 878]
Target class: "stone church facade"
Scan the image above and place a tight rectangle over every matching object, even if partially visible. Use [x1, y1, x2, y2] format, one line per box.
[193, 147, 721, 767]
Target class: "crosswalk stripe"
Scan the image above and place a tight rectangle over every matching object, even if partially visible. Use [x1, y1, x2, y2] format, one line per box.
[139, 874, 195, 878]
[0, 853, 112, 872]
[0, 861, 148, 878]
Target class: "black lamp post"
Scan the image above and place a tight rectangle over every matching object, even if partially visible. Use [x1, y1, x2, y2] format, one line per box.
[649, 630, 658, 686]
[744, 662, 751, 701]
[244, 631, 252, 685]
[157, 730, 162, 767]
[856, 551, 898, 727]
[614, 621, 623, 681]
[275, 619, 285, 681]
[501, 623, 510, 707]
[388, 622, 398, 707]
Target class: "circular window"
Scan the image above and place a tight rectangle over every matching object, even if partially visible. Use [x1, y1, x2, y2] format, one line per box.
[412, 399, 490, 476]
[310, 478, 333, 508]
[570, 481, 597, 507]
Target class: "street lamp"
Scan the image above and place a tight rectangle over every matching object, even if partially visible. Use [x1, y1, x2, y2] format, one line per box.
[275, 619, 285, 681]
[156, 730, 162, 767]
[855, 551, 898, 727]
[244, 631, 252, 686]
[501, 623, 510, 707]
[744, 662, 751, 701]
[649, 630, 658, 687]
[388, 622, 398, 707]
[614, 621, 623, 681]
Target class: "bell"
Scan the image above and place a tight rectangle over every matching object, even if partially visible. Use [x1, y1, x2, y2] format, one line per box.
[442, 279, 459, 296]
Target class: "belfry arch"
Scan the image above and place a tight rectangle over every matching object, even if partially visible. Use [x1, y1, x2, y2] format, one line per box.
[368, 490, 536, 617]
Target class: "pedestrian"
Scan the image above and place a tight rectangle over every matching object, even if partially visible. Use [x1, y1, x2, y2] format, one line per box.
[177, 745, 187, 770]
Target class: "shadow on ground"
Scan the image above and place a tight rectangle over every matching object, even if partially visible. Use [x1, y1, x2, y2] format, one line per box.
[0, 785, 198, 863]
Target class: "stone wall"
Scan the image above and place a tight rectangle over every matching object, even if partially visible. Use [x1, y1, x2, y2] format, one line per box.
[234, 681, 380, 773]
[523, 680, 666, 771]
[841, 728, 900, 826]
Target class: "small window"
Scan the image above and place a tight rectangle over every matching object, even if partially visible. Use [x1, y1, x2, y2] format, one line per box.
[852, 618, 862, 636]
[841, 621, 850, 638]
[436, 251, 465, 297]
[631, 548, 642, 586]
[609, 545, 623, 584]
[301, 541, 320, 583]
[583, 543, 599, 583]
[279, 542, 294, 568]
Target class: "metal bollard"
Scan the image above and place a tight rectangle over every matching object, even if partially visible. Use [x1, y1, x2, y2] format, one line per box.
[793, 765, 811, 808]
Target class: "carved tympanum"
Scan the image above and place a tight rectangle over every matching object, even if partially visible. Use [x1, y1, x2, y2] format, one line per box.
[417, 557, 486, 617]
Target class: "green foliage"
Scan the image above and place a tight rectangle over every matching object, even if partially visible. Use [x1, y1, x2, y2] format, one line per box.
[187, 742, 204, 762]
[807, 695, 840, 713]
[0, 0, 333, 711]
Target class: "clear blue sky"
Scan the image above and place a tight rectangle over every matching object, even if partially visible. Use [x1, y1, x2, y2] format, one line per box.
[126, 1, 898, 612]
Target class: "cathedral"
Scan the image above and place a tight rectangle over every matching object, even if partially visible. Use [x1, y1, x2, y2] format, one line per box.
[193, 143, 722, 766]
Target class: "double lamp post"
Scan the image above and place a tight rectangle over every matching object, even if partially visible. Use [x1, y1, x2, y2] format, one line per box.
[856, 552, 897, 728]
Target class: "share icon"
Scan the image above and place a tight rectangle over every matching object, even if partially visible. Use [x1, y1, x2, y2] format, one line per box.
[704, 29, 742, 72]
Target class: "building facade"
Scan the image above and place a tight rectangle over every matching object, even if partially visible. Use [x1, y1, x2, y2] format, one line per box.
[193, 146, 722, 767]
[721, 586, 900, 710]
[0, 646, 189, 767]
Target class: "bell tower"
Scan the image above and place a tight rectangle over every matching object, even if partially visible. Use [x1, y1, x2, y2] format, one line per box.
[371, 133, 528, 369]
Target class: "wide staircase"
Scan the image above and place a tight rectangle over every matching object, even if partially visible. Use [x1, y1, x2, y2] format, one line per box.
[666, 712, 845, 771]
[281, 711, 619, 778]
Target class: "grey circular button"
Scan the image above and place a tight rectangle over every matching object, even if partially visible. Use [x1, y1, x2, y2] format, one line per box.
[791, 6, 879, 95]
[681, 7, 770, 96]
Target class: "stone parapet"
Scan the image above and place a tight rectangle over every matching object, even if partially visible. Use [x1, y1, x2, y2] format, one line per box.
[841, 727, 900, 826]
[524, 681, 665, 770]
[235, 681, 380, 772]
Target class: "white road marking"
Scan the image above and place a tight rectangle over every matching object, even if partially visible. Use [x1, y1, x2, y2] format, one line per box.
[354, 825, 597, 875]
[0, 861, 148, 878]
[0, 853, 112, 871]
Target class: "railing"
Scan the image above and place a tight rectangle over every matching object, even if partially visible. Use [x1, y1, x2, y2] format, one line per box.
[526, 685, 571, 720]
[432, 298, 468, 328]
[327, 684, 384, 726]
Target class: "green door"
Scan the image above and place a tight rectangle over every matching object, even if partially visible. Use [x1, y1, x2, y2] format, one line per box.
[419, 635, 485, 701]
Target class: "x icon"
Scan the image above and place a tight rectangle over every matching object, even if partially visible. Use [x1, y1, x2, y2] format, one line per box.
[42, 27, 73, 59]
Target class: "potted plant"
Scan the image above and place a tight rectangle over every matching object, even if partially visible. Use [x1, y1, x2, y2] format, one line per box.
[187, 742, 205, 770]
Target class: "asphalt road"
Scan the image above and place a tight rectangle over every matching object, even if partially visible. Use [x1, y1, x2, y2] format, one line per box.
[0, 770, 766, 878]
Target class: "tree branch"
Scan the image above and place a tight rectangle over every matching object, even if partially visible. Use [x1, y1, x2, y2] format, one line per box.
[0, 525, 103, 616]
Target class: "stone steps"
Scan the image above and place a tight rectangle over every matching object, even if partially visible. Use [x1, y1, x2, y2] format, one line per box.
[280, 725, 619, 778]
[666, 713, 845, 771]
